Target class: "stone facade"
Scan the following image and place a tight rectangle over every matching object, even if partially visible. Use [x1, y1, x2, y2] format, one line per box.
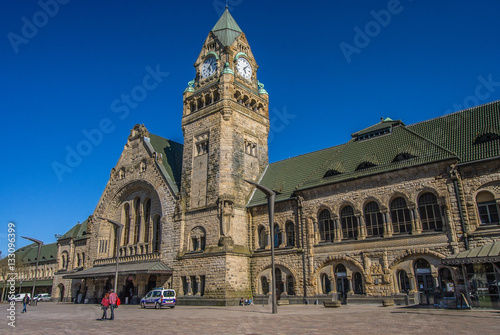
[46, 10, 500, 306]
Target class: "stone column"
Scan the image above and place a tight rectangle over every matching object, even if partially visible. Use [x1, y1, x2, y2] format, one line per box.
[186, 277, 192, 296]
[408, 274, 417, 293]
[412, 206, 422, 234]
[347, 275, 354, 295]
[382, 210, 392, 238]
[334, 219, 342, 242]
[357, 214, 366, 240]
[265, 227, 271, 250]
[196, 276, 201, 296]
[282, 274, 288, 296]
[136, 275, 147, 298]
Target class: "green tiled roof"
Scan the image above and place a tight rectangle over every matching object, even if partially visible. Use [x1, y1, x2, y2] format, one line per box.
[59, 219, 88, 240]
[147, 133, 183, 193]
[249, 101, 500, 207]
[13, 242, 58, 265]
[409, 100, 500, 164]
[211, 9, 242, 47]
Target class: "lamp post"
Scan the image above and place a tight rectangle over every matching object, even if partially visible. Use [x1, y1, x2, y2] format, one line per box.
[97, 217, 123, 293]
[244, 179, 277, 314]
[21, 236, 43, 305]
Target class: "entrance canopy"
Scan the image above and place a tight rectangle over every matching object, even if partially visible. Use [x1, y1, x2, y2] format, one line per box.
[62, 261, 173, 279]
[442, 241, 500, 265]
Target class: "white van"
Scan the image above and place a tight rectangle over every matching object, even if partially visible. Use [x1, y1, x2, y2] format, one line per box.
[9, 293, 31, 303]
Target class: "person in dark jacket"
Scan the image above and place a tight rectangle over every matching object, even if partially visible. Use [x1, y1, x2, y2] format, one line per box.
[22, 294, 30, 313]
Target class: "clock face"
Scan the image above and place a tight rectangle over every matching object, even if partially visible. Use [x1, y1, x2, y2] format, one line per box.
[201, 57, 217, 78]
[236, 57, 252, 79]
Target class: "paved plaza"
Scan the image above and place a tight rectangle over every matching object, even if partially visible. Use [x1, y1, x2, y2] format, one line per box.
[2, 302, 500, 334]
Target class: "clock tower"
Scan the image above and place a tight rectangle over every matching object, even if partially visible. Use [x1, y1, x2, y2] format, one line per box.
[176, 9, 269, 299]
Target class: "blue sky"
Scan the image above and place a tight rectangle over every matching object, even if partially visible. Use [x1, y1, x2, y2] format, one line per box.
[1, 0, 500, 256]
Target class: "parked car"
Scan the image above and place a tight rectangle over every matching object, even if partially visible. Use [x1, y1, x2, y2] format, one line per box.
[140, 288, 176, 309]
[8, 293, 31, 302]
[34, 293, 51, 302]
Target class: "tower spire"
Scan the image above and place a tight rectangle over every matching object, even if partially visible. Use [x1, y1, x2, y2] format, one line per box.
[211, 7, 242, 47]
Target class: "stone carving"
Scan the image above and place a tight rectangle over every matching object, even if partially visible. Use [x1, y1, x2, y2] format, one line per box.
[218, 197, 234, 237]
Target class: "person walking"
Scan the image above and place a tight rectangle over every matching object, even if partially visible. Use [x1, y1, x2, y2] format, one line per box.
[100, 292, 110, 320]
[108, 289, 118, 320]
[21, 294, 30, 313]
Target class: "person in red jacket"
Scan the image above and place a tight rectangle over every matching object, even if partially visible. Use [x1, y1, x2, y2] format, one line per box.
[108, 289, 118, 320]
[101, 292, 110, 320]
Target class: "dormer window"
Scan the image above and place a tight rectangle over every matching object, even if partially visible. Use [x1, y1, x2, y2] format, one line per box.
[356, 161, 377, 170]
[474, 132, 500, 144]
[393, 153, 416, 162]
[323, 169, 341, 178]
[356, 127, 391, 141]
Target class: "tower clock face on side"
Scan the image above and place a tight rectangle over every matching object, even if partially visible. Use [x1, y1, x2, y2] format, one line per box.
[236, 57, 252, 79]
[201, 57, 217, 78]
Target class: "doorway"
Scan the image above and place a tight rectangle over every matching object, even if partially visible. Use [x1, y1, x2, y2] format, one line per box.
[335, 264, 349, 303]
[415, 258, 434, 305]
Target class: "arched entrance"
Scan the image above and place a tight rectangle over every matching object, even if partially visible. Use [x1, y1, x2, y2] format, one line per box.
[415, 258, 434, 305]
[335, 264, 349, 303]
[125, 277, 135, 304]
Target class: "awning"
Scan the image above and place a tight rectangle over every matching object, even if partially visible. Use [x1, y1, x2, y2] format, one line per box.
[442, 241, 500, 265]
[62, 261, 173, 279]
[0, 280, 53, 289]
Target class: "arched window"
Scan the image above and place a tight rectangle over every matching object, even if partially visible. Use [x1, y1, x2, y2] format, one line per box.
[397, 270, 410, 293]
[318, 209, 334, 242]
[123, 203, 131, 245]
[144, 199, 151, 243]
[418, 192, 443, 231]
[340, 206, 357, 239]
[274, 224, 282, 248]
[81, 252, 85, 267]
[321, 273, 331, 294]
[364, 201, 384, 237]
[134, 198, 141, 244]
[258, 226, 267, 249]
[476, 191, 499, 225]
[335, 264, 347, 277]
[153, 215, 161, 253]
[353, 272, 363, 294]
[61, 252, 68, 270]
[390, 197, 412, 234]
[261, 277, 269, 295]
[77, 253, 81, 267]
[285, 221, 295, 247]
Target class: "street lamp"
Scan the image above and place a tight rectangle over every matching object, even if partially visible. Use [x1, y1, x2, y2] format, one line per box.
[21, 236, 43, 305]
[97, 217, 123, 293]
[244, 179, 277, 314]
